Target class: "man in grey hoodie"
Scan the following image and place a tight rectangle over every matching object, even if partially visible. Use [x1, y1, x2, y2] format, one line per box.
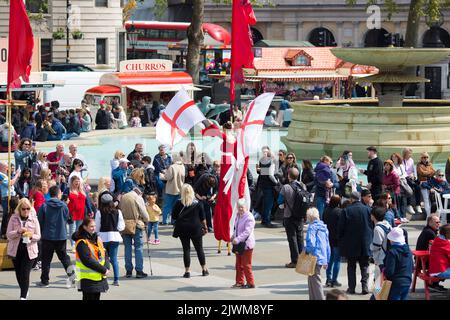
[37, 185, 73, 287]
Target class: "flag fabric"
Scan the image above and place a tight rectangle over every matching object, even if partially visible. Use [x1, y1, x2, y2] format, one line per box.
[205, 93, 274, 242]
[230, 0, 256, 101]
[7, 0, 34, 93]
[240, 92, 275, 158]
[156, 89, 206, 148]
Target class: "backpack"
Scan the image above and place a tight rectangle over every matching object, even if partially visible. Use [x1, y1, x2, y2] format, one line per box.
[378, 224, 409, 265]
[286, 182, 313, 220]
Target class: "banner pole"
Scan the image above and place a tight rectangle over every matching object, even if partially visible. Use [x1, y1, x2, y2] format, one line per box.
[6, 91, 12, 205]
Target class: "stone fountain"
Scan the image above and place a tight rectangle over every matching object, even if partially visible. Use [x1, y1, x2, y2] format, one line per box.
[282, 47, 450, 162]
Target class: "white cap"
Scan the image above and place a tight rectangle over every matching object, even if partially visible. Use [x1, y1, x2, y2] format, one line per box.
[119, 158, 130, 164]
[387, 227, 406, 245]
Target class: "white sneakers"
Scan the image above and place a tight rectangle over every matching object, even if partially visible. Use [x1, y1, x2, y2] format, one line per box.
[406, 205, 415, 215]
[415, 206, 423, 213]
[400, 217, 410, 223]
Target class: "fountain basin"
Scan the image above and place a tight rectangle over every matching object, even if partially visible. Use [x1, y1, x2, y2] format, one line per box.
[331, 48, 450, 71]
[282, 99, 450, 162]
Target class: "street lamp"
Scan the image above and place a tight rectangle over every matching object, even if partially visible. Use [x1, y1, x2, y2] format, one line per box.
[127, 24, 140, 59]
[66, 0, 71, 63]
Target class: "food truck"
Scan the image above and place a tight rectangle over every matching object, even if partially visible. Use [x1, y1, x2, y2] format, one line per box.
[83, 59, 199, 112]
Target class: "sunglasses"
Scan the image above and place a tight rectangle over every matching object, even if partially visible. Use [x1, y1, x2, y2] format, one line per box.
[438, 175, 445, 177]
[287, 156, 294, 159]
[21, 207, 31, 211]
[23, 143, 30, 146]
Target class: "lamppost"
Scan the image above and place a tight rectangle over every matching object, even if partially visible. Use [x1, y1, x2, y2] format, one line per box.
[66, 0, 71, 63]
[127, 24, 140, 59]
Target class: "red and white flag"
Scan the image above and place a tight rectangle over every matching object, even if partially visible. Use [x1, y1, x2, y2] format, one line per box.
[239, 92, 275, 159]
[7, 0, 34, 93]
[156, 89, 206, 148]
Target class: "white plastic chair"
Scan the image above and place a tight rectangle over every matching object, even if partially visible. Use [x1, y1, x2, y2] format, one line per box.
[434, 192, 450, 224]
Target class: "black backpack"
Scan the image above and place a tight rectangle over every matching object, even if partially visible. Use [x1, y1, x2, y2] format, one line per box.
[286, 182, 313, 220]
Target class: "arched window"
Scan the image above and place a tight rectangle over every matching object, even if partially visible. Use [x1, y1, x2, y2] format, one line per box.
[251, 27, 264, 44]
[422, 27, 450, 47]
[364, 28, 391, 47]
[308, 28, 337, 47]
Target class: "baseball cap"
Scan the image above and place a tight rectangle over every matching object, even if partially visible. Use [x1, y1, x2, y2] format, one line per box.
[119, 158, 130, 164]
[387, 227, 406, 245]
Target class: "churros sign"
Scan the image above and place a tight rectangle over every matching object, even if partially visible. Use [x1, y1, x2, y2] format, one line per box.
[119, 59, 173, 73]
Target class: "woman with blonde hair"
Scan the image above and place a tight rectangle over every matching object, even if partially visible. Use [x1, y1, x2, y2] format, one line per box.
[122, 167, 145, 194]
[305, 207, 330, 300]
[7, 198, 41, 300]
[98, 177, 112, 194]
[32, 152, 49, 182]
[172, 184, 209, 278]
[40, 168, 56, 189]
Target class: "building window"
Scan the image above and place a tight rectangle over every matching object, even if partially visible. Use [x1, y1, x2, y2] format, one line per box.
[26, 0, 48, 13]
[96, 39, 107, 64]
[41, 39, 52, 69]
[295, 55, 309, 66]
[119, 32, 126, 62]
[95, 0, 108, 7]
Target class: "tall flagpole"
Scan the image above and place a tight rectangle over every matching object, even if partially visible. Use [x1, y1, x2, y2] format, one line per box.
[6, 91, 12, 205]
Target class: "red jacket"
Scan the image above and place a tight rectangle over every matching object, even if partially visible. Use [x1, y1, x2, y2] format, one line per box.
[429, 236, 450, 274]
[383, 171, 400, 195]
[32, 191, 46, 212]
[68, 191, 86, 221]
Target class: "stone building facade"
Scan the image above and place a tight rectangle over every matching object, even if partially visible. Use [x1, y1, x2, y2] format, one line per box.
[0, 0, 126, 70]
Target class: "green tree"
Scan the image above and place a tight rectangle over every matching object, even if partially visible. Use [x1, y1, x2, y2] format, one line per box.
[346, 0, 450, 47]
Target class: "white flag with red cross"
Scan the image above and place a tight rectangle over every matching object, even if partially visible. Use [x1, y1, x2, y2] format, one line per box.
[156, 89, 206, 148]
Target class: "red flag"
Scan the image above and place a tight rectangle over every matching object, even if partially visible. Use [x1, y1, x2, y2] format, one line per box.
[7, 0, 34, 93]
[230, 0, 256, 102]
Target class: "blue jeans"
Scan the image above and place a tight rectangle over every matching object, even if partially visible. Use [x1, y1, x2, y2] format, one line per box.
[316, 196, 326, 220]
[104, 241, 119, 281]
[62, 132, 79, 140]
[68, 220, 83, 247]
[326, 246, 341, 283]
[436, 268, 450, 279]
[122, 228, 144, 272]
[147, 222, 159, 240]
[262, 187, 274, 224]
[388, 285, 410, 300]
[162, 193, 180, 224]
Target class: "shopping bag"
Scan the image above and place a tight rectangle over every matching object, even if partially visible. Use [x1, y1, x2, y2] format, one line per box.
[375, 280, 392, 300]
[295, 251, 317, 276]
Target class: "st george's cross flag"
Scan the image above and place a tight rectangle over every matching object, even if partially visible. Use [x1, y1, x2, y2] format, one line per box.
[156, 89, 206, 148]
[7, 0, 34, 93]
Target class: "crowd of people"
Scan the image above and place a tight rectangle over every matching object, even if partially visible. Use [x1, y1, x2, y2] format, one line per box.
[1, 132, 450, 300]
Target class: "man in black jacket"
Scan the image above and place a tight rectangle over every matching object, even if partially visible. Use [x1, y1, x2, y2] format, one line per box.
[95, 103, 109, 130]
[278, 168, 305, 268]
[338, 191, 373, 295]
[360, 146, 384, 200]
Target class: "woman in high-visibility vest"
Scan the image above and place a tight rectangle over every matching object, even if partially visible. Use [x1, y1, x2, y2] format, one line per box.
[72, 218, 110, 300]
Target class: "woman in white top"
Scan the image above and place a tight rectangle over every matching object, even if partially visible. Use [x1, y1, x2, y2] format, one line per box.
[110, 150, 125, 192]
[336, 155, 359, 199]
[113, 106, 128, 129]
[391, 152, 411, 221]
[94, 193, 125, 286]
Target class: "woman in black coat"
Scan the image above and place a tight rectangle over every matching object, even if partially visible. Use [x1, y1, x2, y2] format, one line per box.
[322, 195, 342, 288]
[301, 159, 315, 192]
[172, 184, 209, 278]
[72, 218, 110, 300]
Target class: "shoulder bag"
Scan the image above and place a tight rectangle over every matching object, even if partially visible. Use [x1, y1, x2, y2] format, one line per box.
[296, 230, 318, 276]
[232, 217, 249, 255]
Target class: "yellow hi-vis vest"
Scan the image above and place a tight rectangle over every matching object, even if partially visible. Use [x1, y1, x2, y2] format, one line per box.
[75, 238, 106, 281]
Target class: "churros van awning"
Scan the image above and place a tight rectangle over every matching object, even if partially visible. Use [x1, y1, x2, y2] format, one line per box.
[99, 71, 194, 87]
[126, 84, 201, 92]
[97, 69, 201, 93]
[86, 85, 121, 94]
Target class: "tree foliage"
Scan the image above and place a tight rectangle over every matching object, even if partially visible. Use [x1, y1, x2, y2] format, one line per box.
[346, 0, 450, 23]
